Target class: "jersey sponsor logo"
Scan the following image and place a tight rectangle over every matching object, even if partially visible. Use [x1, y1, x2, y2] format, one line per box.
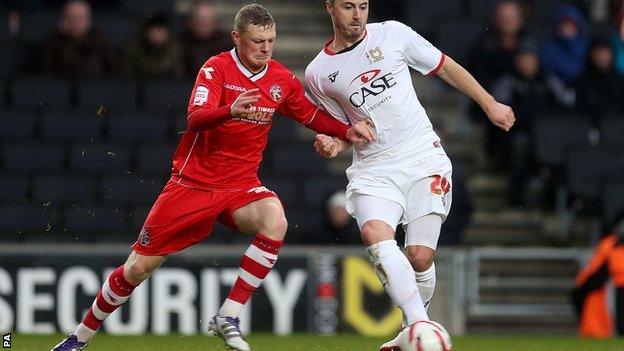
[270, 84, 283, 102]
[224, 83, 246, 92]
[348, 70, 397, 108]
[139, 228, 150, 246]
[233, 106, 276, 125]
[202, 66, 215, 79]
[366, 47, 385, 64]
[193, 85, 209, 105]
[349, 69, 381, 86]
[328, 70, 339, 83]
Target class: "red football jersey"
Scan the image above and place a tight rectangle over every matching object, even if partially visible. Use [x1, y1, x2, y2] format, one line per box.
[170, 49, 326, 191]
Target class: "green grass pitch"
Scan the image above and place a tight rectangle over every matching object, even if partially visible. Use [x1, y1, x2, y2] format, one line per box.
[12, 334, 624, 351]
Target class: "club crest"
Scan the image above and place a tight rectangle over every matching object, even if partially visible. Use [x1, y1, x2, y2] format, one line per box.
[270, 84, 283, 102]
[367, 47, 384, 64]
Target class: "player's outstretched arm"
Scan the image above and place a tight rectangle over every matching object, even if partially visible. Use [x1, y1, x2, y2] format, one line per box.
[314, 134, 351, 159]
[435, 55, 516, 132]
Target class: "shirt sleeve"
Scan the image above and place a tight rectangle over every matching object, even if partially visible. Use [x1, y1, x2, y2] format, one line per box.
[304, 66, 350, 124]
[277, 74, 321, 124]
[278, 75, 349, 140]
[387, 20, 445, 76]
[186, 57, 231, 131]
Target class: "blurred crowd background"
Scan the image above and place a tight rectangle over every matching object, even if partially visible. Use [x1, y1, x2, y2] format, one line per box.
[0, 0, 623, 247]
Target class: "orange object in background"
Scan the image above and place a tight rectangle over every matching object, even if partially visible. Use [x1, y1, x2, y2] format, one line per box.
[573, 233, 624, 338]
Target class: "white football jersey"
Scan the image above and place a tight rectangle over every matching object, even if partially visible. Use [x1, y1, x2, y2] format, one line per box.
[305, 21, 449, 183]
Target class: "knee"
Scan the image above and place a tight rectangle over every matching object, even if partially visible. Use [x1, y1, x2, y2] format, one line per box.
[124, 260, 156, 285]
[361, 220, 393, 245]
[406, 246, 434, 272]
[259, 206, 288, 239]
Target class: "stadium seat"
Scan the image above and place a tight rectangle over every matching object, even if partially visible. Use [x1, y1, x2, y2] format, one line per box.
[64, 205, 127, 236]
[0, 204, 60, 235]
[93, 13, 137, 45]
[269, 116, 299, 144]
[101, 175, 164, 205]
[303, 175, 348, 208]
[130, 206, 150, 232]
[285, 207, 322, 241]
[435, 20, 482, 63]
[77, 79, 138, 109]
[0, 109, 37, 140]
[143, 79, 192, 110]
[261, 177, 299, 206]
[271, 144, 329, 175]
[0, 45, 21, 79]
[533, 114, 592, 167]
[136, 142, 176, 174]
[4, 142, 64, 172]
[604, 181, 624, 226]
[600, 114, 624, 149]
[120, 0, 174, 14]
[531, 0, 570, 23]
[69, 142, 131, 173]
[19, 11, 58, 43]
[566, 147, 624, 200]
[0, 174, 29, 203]
[108, 110, 169, 141]
[11, 75, 72, 108]
[172, 113, 188, 136]
[34, 174, 95, 204]
[41, 109, 103, 141]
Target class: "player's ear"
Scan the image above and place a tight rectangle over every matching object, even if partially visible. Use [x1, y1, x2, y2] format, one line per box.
[231, 30, 240, 46]
[326, 0, 333, 15]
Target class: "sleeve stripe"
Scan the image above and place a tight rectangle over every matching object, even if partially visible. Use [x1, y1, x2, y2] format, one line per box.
[304, 108, 320, 125]
[426, 53, 446, 76]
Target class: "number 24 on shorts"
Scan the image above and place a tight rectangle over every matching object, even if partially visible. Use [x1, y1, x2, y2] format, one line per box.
[429, 175, 450, 195]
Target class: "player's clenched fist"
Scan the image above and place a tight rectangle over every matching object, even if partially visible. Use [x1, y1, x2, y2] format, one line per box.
[485, 101, 516, 132]
[230, 88, 261, 118]
[314, 134, 350, 158]
[346, 118, 376, 145]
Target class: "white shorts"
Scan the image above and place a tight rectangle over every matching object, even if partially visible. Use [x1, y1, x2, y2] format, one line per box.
[345, 154, 453, 224]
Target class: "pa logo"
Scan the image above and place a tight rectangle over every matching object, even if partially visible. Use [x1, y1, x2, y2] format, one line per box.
[3, 333, 11, 349]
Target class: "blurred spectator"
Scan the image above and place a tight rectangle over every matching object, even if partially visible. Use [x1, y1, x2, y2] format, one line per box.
[470, 1, 533, 90]
[613, 10, 624, 76]
[41, 0, 117, 78]
[124, 12, 184, 79]
[540, 5, 589, 84]
[492, 40, 575, 203]
[576, 38, 624, 116]
[572, 213, 624, 337]
[179, 0, 231, 75]
[305, 190, 360, 245]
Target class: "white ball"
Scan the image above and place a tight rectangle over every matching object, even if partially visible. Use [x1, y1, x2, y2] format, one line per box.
[399, 320, 452, 351]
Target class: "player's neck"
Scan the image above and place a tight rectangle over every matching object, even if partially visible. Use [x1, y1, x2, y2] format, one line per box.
[331, 29, 366, 53]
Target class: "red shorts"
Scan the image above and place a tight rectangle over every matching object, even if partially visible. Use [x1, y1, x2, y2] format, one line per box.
[131, 180, 278, 256]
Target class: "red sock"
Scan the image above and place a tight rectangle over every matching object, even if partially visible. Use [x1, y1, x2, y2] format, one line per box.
[82, 265, 137, 330]
[226, 234, 283, 306]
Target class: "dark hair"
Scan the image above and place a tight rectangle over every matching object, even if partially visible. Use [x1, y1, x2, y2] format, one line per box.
[234, 4, 275, 33]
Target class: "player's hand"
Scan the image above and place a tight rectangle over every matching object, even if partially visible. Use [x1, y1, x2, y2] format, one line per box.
[346, 118, 376, 145]
[230, 88, 261, 118]
[484, 101, 515, 132]
[314, 134, 350, 158]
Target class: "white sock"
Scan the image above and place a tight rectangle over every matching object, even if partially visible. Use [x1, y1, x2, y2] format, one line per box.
[73, 323, 96, 343]
[415, 262, 436, 309]
[367, 240, 429, 324]
[219, 299, 244, 318]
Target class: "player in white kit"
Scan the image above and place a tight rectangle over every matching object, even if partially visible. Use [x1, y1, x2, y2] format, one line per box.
[305, 1, 516, 350]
